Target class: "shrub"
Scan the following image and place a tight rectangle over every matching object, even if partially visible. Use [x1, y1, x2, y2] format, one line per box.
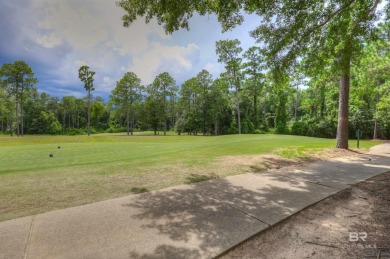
[242, 119, 255, 134]
[291, 120, 309, 136]
[106, 126, 127, 133]
[291, 118, 336, 138]
[64, 128, 86, 135]
[228, 119, 238, 134]
[253, 129, 266, 134]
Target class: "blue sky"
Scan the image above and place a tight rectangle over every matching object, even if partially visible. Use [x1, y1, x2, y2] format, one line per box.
[0, 0, 260, 99]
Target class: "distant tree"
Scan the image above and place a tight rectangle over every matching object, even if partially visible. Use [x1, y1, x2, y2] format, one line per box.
[196, 70, 213, 135]
[142, 88, 164, 135]
[216, 39, 243, 134]
[78, 65, 95, 136]
[178, 77, 200, 135]
[209, 77, 230, 135]
[0, 84, 13, 134]
[111, 72, 142, 135]
[243, 46, 265, 129]
[151, 72, 177, 135]
[0, 61, 37, 136]
[39, 111, 62, 134]
[75, 98, 86, 129]
[60, 96, 77, 131]
[90, 102, 105, 129]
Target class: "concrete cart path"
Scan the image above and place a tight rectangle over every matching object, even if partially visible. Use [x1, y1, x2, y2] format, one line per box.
[1, 144, 390, 259]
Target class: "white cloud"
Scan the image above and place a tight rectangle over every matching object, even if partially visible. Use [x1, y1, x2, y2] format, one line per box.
[26, 0, 194, 93]
[1, 0, 259, 98]
[35, 33, 62, 48]
[31, 0, 167, 56]
[33, 0, 108, 50]
[129, 43, 200, 84]
[75, 60, 87, 67]
[203, 62, 225, 77]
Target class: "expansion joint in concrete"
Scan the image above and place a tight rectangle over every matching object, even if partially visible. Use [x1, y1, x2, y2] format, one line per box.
[211, 196, 271, 227]
[23, 215, 36, 259]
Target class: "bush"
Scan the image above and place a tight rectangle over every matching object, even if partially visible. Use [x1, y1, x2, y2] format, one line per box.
[89, 128, 106, 134]
[275, 121, 289, 134]
[242, 119, 255, 134]
[291, 118, 336, 138]
[64, 128, 86, 135]
[291, 120, 309, 136]
[253, 129, 266, 134]
[228, 119, 238, 134]
[106, 126, 127, 133]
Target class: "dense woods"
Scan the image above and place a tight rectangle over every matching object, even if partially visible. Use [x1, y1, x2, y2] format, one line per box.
[1, 24, 389, 139]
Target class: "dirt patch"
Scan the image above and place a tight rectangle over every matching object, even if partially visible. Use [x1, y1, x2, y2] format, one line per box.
[216, 154, 300, 172]
[305, 148, 368, 160]
[216, 148, 369, 174]
[219, 171, 390, 259]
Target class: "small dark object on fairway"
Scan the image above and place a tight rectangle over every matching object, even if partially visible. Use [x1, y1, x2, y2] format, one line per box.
[49, 154, 53, 158]
[58, 146, 61, 149]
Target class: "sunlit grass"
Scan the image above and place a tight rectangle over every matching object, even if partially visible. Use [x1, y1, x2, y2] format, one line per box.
[0, 133, 380, 221]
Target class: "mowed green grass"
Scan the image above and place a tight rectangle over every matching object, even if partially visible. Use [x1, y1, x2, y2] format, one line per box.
[0, 133, 380, 221]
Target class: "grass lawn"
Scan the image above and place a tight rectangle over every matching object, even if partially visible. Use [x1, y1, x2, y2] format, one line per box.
[0, 133, 380, 221]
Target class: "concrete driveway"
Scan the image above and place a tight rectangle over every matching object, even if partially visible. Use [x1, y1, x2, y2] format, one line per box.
[1, 143, 389, 259]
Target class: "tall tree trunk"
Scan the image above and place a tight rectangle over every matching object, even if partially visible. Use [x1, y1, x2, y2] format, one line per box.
[21, 85, 24, 136]
[203, 109, 206, 136]
[319, 84, 326, 119]
[21, 105, 24, 136]
[373, 80, 380, 139]
[336, 53, 351, 149]
[10, 118, 13, 136]
[163, 102, 167, 136]
[126, 107, 130, 136]
[373, 117, 378, 139]
[131, 114, 134, 136]
[15, 100, 19, 136]
[62, 112, 66, 133]
[253, 83, 259, 129]
[203, 87, 207, 135]
[294, 85, 299, 119]
[87, 90, 91, 136]
[236, 86, 241, 134]
[263, 89, 267, 121]
[233, 71, 241, 134]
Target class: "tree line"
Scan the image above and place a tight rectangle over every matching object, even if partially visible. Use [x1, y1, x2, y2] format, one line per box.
[1, 26, 389, 140]
[116, 0, 389, 149]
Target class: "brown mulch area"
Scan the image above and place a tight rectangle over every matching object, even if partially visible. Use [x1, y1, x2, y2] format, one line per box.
[220, 171, 390, 259]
